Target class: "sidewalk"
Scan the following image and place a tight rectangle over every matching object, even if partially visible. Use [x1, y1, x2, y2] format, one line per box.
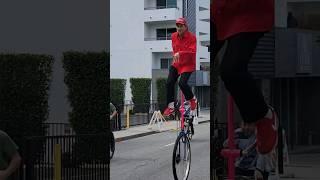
[279, 153, 320, 179]
[113, 109, 210, 142]
[278, 146, 320, 179]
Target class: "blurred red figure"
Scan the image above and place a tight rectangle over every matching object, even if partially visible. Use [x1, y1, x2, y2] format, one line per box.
[211, 0, 278, 155]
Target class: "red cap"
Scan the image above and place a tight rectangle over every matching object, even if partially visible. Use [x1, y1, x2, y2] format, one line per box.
[176, 18, 187, 26]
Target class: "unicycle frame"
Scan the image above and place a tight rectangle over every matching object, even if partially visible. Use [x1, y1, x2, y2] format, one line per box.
[220, 95, 241, 180]
[177, 90, 193, 138]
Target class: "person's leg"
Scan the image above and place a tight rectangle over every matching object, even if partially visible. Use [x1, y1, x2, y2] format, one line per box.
[164, 66, 179, 116]
[111, 119, 115, 131]
[189, 118, 194, 135]
[220, 32, 268, 122]
[220, 32, 278, 154]
[179, 72, 197, 110]
[115, 117, 119, 130]
[118, 115, 121, 130]
[166, 66, 179, 105]
[179, 72, 193, 100]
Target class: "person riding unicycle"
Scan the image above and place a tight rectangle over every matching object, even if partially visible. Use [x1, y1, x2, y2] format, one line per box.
[163, 18, 197, 128]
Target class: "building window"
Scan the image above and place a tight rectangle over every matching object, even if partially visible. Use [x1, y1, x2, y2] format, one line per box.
[167, 28, 176, 38]
[167, 0, 177, 8]
[157, 29, 166, 40]
[157, 28, 176, 40]
[157, 0, 177, 9]
[157, 0, 166, 9]
[161, 58, 173, 69]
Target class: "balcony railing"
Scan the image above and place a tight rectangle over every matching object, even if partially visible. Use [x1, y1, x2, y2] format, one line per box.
[145, 36, 172, 41]
[144, 5, 178, 10]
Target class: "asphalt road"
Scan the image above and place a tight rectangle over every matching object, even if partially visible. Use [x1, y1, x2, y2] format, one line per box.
[110, 122, 210, 180]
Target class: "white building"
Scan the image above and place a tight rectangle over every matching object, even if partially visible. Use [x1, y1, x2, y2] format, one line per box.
[111, 0, 210, 107]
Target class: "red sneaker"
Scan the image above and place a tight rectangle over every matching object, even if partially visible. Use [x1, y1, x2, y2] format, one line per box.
[163, 107, 174, 116]
[190, 98, 197, 110]
[256, 108, 278, 154]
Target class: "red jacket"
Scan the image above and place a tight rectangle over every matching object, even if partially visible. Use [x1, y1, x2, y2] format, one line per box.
[171, 31, 197, 74]
[212, 0, 274, 40]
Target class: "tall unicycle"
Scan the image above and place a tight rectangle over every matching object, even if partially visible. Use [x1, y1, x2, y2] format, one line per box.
[172, 131, 191, 180]
[172, 90, 191, 180]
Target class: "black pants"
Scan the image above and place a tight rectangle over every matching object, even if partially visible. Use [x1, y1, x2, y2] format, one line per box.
[189, 118, 194, 134]
[214, 32, 268, 123]
[117, 115, 122, 130]
[166, 66, 194, 105]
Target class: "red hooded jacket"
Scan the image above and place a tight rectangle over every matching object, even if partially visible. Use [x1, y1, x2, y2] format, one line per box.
[171, 31, 197, 74]
[212, 0, 274, 40]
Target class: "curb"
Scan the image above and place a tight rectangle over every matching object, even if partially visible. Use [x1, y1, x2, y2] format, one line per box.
[115, 131, 159, 142]
[198, 119, 210, 124]
[115, 120, 210, 142]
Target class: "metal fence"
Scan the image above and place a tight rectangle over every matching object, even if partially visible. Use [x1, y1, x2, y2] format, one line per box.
[14, 134, 109, 180]
[43, 123, 76, 136]
[39, 103, 168, 133]
[5, 124, 108, 180]
[111, 103, 168, 131]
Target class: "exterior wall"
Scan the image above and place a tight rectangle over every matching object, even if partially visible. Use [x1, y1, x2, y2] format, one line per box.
[196, 0, 210, 70]
[111, 0, 149, 101]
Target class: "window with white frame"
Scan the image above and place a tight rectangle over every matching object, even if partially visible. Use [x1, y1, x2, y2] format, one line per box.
[157, 0, 177, 9]
[156, 28, 176, 40]
[160, 58, 173, 69]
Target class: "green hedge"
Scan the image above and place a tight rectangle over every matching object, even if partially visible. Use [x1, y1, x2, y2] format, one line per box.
[63, 51, 108, 162]
[63, 51, 108, 134]
[0, 53, 53, 150]
[130, 78, 151, 113]
[110, 79, 126, 106]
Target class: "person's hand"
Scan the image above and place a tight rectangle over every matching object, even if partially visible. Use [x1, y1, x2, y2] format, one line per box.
[173, 52, 180, 63]
[0, 171, 8, 180]
[110, 115, 113, 120]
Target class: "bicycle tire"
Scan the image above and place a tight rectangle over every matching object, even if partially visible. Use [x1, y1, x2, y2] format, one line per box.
[110, 132, 115, 159]
[172, 133, 191, 180]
